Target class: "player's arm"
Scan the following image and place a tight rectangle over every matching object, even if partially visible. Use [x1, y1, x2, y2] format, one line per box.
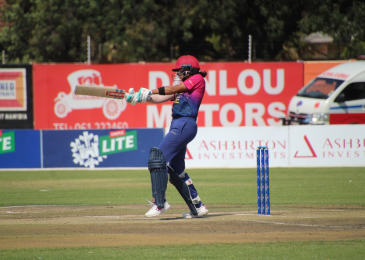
[147, 94, 174, 104]
[147, 82, 188, 104]
[151, 82, 188, 95]
[126, 82, 189, 105]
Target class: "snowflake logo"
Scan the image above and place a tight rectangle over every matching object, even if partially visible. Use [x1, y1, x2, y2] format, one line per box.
[70, 131, 107, 168]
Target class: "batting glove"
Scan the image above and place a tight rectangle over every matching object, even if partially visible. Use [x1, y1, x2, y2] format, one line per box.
[136, 88, 152, 103]
[126, 88, 138, 106]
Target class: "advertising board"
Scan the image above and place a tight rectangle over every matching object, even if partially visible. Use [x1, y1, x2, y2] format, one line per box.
[183, 125, 365, 168]
[0, 64, 34, 129]
[42, 128, 164, 168]
[0, 129, 41, 168]
[33, 62, 303, 129]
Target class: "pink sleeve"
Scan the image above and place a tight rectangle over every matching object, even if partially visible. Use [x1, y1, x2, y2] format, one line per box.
[183, 75, 204, 90]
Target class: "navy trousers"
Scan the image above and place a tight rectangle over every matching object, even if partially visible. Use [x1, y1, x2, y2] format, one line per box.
[159, 117, 200, 201]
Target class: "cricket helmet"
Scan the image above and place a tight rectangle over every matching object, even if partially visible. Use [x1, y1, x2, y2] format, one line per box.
[172, 55, 200, 71]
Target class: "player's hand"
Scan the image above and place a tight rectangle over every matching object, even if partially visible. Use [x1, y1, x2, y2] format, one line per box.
[125, 88, 138, 105]
[136, 88, 152, 103]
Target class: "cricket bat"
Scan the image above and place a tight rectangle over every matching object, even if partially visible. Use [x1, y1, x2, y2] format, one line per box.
[75, 85, 126, 99]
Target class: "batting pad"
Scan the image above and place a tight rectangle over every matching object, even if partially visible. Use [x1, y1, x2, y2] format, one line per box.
[168, 168, 198, 216]
[148, 147, 168, 209]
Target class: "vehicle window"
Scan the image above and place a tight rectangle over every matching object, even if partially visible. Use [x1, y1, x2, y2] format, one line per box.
[335, 82, 365, 102]
[297, 77, 344, 99]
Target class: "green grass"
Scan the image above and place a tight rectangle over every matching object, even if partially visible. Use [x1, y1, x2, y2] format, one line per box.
[0, 168, 364, 206]
[0, 167, 364, 259]
[0, 241, 364, 260]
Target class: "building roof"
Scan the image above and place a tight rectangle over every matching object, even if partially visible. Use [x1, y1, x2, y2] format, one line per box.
[304, 32, 333, 44]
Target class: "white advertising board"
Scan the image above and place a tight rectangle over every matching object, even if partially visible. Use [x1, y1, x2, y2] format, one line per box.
[289, 125, 365, 167]
[171, 125, 365, 168]
[183, 127, 289, 168]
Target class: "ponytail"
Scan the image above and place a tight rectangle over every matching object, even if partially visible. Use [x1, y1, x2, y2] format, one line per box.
[188, 67, 207, 78]
[199, 71, 207, 78]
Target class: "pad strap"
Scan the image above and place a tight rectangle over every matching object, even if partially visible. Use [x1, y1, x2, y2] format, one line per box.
[185, 178, 193, 186]
[192, 195, 201, 205]
[184, 177, 201, 205]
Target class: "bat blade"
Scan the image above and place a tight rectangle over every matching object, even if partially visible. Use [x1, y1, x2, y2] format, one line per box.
[75, 85, 126, 99]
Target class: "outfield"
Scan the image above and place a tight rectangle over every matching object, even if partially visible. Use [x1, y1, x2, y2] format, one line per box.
[0, 168, 364, 259]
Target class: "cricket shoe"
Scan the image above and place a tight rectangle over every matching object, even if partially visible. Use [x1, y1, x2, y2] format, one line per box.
[183, 205, 209, 219]
[145, 200, 171, 218]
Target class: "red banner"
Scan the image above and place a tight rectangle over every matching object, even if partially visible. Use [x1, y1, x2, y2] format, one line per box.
[33, 62, 303, 129]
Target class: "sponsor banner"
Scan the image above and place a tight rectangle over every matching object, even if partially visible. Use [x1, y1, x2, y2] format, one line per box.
[1, 125, 364, 169]
[0, 64, 34, 129]
[289, 125, 365, 166]
[184, 127, 289, 168]
[33, 62, 303, 129]
[0, 130, 41, 168]
[183, 125, 365, 168]
[42, 128, 163, 168]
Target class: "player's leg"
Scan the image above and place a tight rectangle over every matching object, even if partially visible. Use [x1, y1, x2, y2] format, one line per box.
[145, 147, 170, 217]
[144, 118, 191, 217]
[168, 149, 208, 218]
[160, 117, 208, 217]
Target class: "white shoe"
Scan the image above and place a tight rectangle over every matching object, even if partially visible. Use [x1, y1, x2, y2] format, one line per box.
[183, 205, 209, 219]
[145, 200, 170, 217]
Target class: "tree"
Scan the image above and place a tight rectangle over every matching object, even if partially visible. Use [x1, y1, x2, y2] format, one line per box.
[2, 0, 363, 63]
[0, 0, 108, 62]
[299, 0, 365, 59]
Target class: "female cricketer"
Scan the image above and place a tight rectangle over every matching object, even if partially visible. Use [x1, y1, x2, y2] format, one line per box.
[126, 55, 209, 218]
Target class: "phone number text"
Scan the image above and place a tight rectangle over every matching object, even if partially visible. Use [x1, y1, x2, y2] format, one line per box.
[53, 122, 128, 129]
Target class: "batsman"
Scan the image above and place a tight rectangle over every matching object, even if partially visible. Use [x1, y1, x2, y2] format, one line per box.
[126, 55, 209, 218]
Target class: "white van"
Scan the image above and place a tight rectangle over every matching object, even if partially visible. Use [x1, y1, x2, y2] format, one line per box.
[285, 61, 365, 125]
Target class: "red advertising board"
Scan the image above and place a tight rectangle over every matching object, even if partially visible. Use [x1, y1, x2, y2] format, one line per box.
[33, 62, 303, 129]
